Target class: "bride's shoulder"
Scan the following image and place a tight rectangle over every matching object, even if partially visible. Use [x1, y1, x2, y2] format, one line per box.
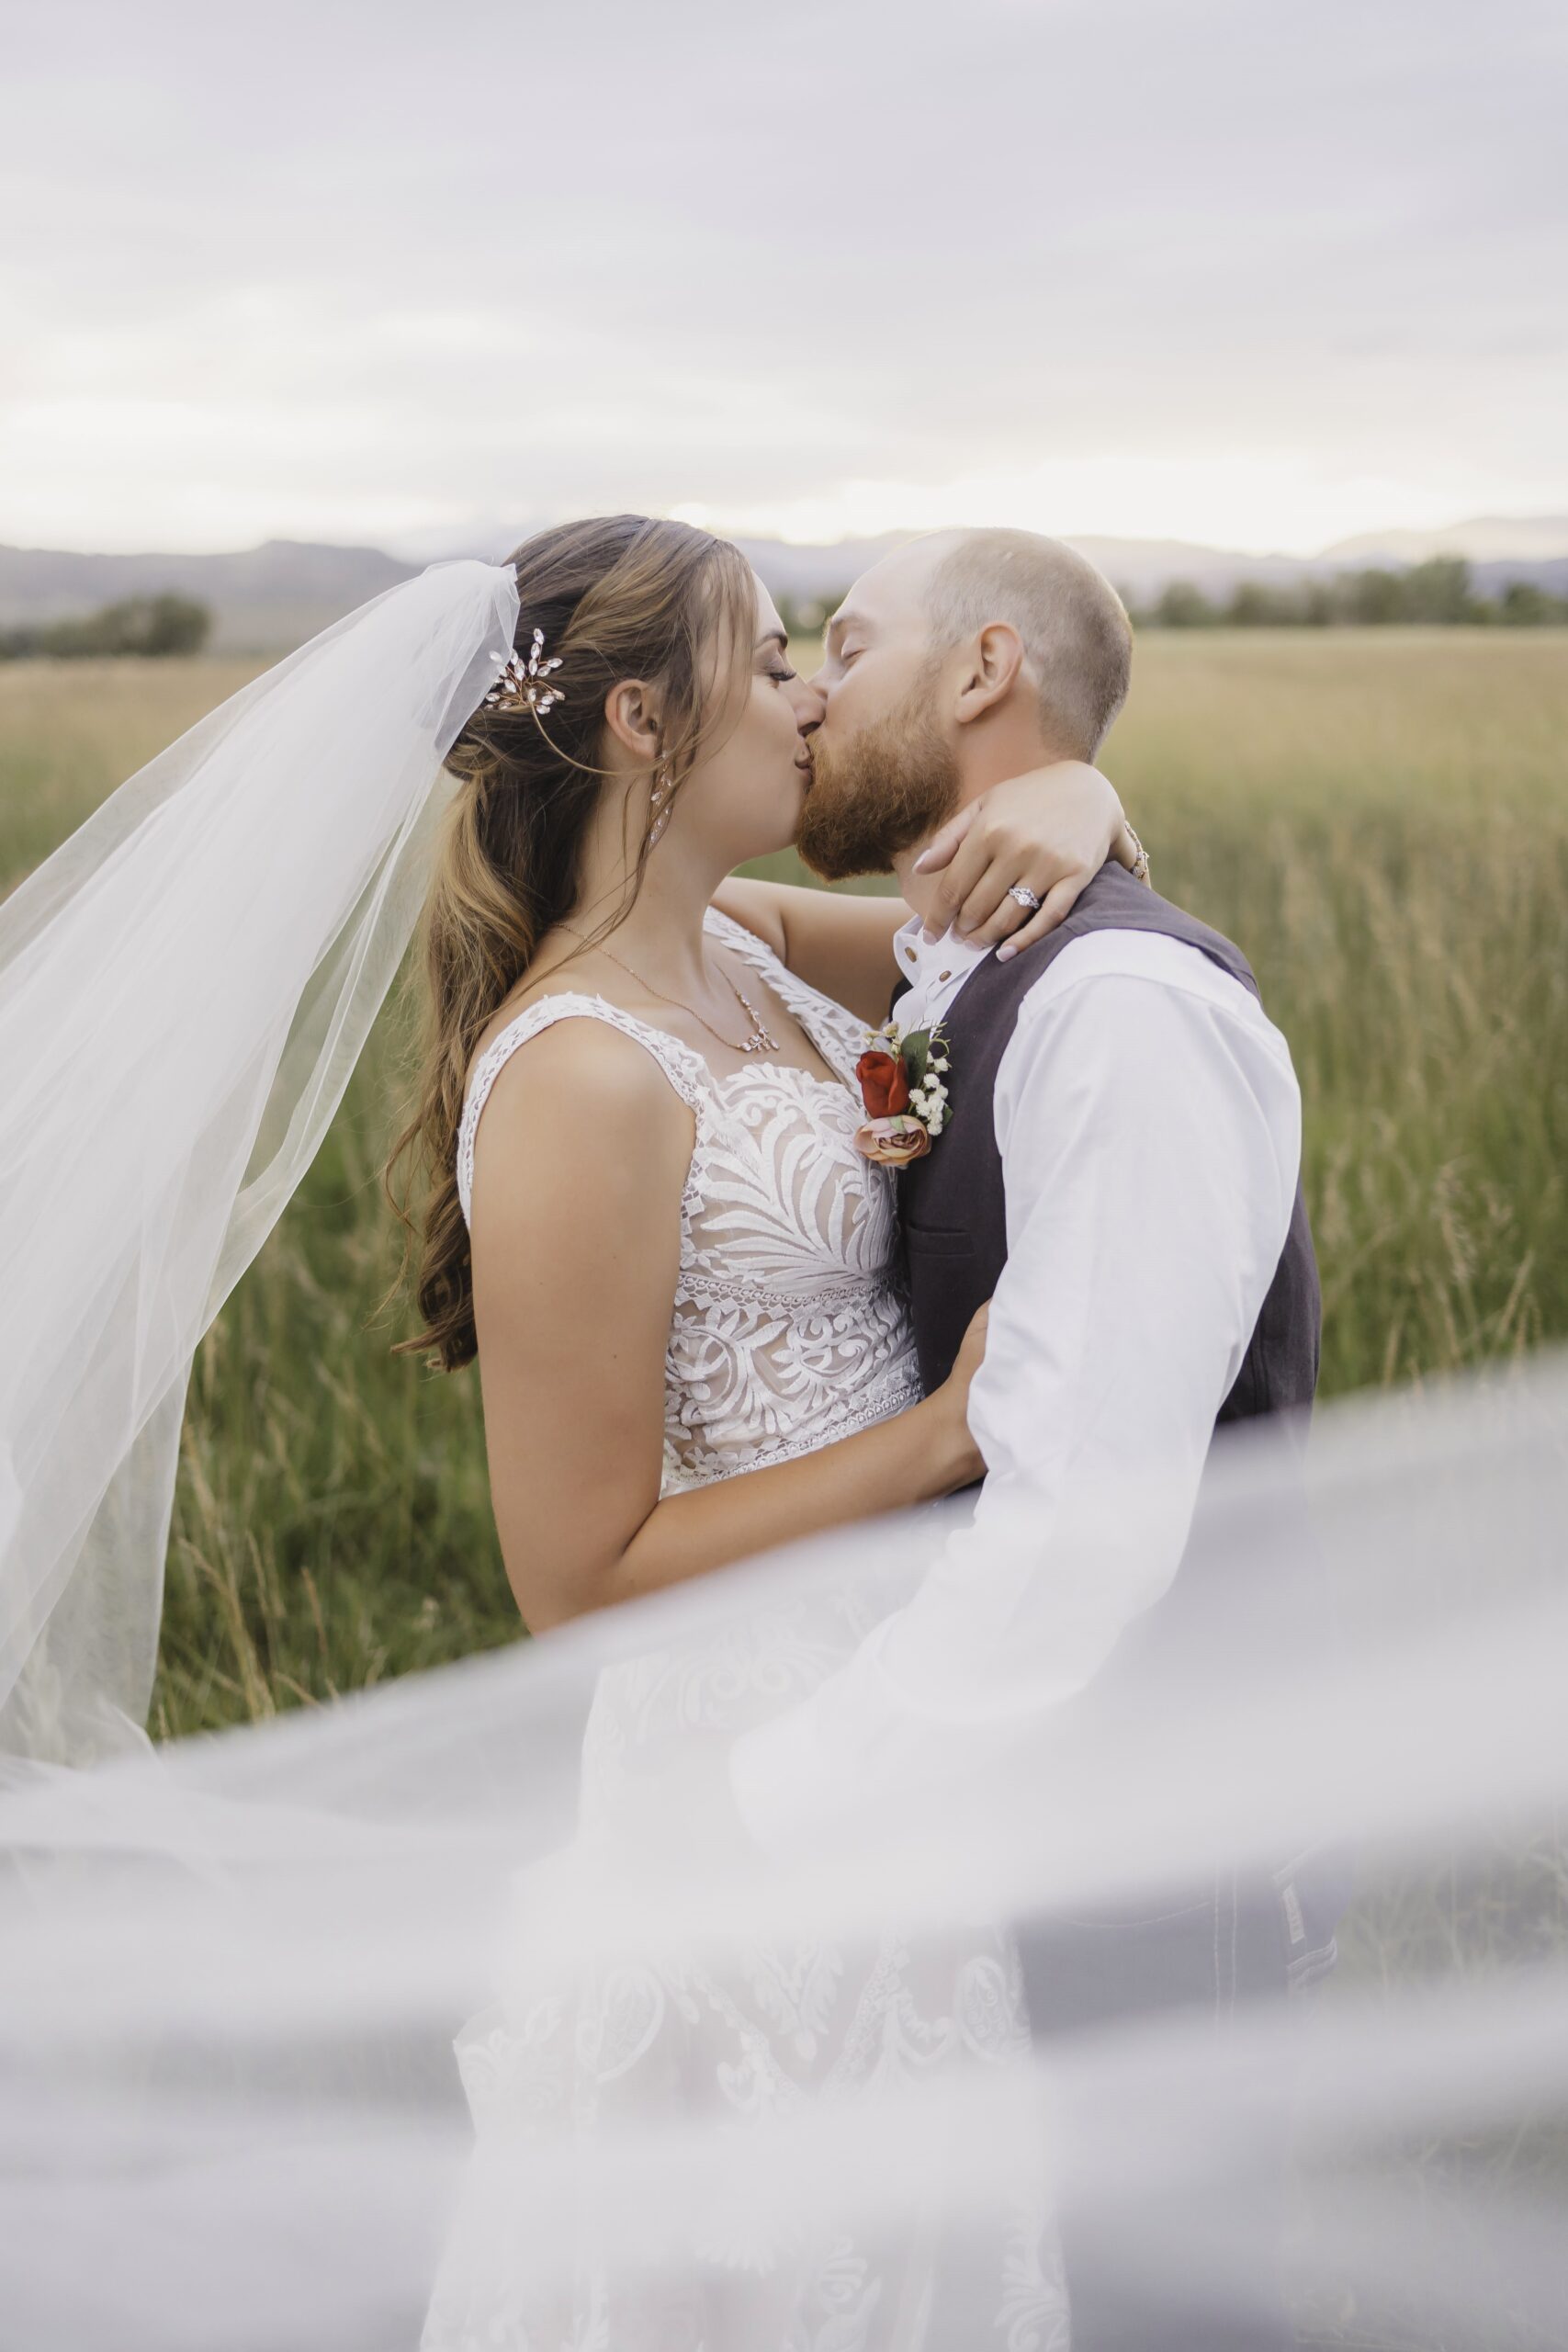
[466, 987, 689, 1120]
[460, 997, 696, 1234]
[469, 978, 586, 1073]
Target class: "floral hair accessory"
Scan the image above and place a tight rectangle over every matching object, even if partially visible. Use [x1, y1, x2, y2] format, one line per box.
[482, 625, 566, 718]
[852, 1018, 952, 1167]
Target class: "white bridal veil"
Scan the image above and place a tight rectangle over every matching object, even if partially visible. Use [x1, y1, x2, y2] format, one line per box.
[1, 568, 1565, 2346]
[0, 559, 519, 1763]
[1, 1361, 1566, 2346]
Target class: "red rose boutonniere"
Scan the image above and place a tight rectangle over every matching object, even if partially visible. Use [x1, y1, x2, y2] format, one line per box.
[852, 1019, 952, 1167]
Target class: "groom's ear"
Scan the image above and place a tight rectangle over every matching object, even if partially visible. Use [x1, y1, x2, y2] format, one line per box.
[952, 622, 1025, 729]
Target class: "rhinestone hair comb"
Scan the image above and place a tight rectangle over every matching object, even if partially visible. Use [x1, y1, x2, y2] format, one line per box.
[481, 625, 566, 718]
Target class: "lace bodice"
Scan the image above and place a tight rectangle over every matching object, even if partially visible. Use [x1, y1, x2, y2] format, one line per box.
[456, 908, 921, 1494]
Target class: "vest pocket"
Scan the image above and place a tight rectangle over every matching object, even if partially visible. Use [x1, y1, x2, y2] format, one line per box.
[900, 1222, 976, 1260]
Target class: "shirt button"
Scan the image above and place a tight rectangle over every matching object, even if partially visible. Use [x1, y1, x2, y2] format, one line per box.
[905, 946, 917, 960]
[939, 970, 952, 981]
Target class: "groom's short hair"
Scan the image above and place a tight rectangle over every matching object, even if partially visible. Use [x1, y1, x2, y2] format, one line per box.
[924, 529, 1133, 758]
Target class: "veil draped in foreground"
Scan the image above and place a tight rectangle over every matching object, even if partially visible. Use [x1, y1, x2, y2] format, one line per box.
[0, 560, 519, 1763]
[3, 1358, 1567, 2348]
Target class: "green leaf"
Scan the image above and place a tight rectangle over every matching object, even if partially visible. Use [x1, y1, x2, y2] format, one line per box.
[900, 1030, 931, 1089]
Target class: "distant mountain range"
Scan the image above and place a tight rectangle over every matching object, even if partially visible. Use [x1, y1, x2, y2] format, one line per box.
[1322, 515, 1568, 566]
[2, 517, 1564, 653]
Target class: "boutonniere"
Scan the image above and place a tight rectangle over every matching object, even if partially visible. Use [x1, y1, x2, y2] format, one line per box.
[852, 1019, 952, 1167]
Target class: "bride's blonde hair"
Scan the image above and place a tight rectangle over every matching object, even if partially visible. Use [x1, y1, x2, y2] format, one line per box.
[382, 514, 754, 1372]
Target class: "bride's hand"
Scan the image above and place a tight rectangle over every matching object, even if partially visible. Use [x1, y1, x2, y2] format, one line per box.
[933, 1302, 992, 1489]
[911, 761, 1140, 961]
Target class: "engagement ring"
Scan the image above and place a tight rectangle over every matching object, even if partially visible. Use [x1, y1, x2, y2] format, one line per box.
[1007, 883, 1043, 913]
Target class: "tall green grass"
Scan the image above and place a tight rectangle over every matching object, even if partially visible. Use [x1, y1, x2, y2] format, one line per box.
[1109, 631, 1568, 1395]
[2, 630, 1564, 1734]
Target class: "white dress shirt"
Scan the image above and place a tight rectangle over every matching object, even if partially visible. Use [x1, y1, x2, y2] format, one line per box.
[727, 913, 1304, 1850]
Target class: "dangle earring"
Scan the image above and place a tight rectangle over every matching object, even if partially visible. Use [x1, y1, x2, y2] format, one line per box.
[647, 755, 677, 849]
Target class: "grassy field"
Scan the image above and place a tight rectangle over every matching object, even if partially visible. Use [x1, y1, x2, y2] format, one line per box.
[2, 630, 1565, 1736]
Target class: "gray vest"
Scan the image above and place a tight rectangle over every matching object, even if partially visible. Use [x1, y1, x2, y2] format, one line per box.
[894, 865, 1348, 1983]
[893, 870, 1354, 2022]
[895, 859, 1321, 1420]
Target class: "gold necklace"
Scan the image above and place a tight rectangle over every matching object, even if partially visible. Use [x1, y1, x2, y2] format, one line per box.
[563, 930, 782, 1057]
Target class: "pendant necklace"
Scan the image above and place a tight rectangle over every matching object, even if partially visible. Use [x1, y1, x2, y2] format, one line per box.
[562, 931, 781, 1057]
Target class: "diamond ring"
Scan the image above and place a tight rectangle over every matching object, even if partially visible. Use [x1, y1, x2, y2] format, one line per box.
[1007, 883, 1043, 913]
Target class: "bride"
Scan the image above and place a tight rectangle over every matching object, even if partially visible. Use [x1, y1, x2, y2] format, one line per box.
[379, 514, 1138, 2346]
[390, 513, 1138, 1622]
[1, 511, 1137, 2346]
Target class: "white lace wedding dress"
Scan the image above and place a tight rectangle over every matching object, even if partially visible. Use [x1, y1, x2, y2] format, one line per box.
[421, 909, 1066, 2351]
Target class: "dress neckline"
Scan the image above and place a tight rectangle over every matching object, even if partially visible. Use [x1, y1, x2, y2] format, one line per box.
[471, 995, 854, 1106]
[467, 910, 861, 1107]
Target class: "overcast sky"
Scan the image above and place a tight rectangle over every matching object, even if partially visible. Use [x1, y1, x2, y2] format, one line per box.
[2, 0, 1562, 556]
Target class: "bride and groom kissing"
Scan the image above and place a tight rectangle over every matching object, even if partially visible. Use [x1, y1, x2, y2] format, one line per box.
[0, 498, 1342, 2347]
[423, 514, 1344, 2348]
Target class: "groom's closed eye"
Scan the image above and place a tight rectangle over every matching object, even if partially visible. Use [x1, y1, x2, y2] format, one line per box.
[824, 615, 868, 670]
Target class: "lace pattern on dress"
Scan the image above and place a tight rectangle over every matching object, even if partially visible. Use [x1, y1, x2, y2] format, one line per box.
[454, 910, 921, 1498]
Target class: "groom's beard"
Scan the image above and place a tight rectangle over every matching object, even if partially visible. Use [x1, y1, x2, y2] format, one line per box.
[796, 668, 962, 883]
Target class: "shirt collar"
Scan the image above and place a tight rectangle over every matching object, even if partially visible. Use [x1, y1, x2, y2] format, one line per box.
[890, 912, 992, 996]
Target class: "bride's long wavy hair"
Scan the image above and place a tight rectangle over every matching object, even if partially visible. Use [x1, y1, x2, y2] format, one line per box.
[382, 514, 755, 1372]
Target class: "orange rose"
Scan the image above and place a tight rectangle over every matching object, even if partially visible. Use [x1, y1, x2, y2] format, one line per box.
[855, 1047, 910, 1120]
[853, 1114, 932, 1168]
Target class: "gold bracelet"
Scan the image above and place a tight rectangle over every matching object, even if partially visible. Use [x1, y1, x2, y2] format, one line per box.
[1123, 819, 1152, 886]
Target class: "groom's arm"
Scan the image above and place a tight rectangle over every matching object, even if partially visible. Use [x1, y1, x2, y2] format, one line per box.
[728, 931, 1303, 1848]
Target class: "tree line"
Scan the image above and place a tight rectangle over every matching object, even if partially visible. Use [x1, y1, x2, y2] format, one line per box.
[1126, 557, 1566, 630]
[10, 565, 1562, 660]
[0, 594, 214, 661]
[776, 558, 1566, 641]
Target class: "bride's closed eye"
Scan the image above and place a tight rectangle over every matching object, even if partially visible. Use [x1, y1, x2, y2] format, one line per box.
[765, 660, 798, 685]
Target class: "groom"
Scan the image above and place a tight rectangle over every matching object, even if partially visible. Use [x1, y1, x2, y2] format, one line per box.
[729, 528, 1347, 2348]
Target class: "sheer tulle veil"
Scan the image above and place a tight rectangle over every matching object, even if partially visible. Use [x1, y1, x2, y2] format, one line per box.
[1, 1361, 1566, 2345]
[0, 558, 519, 1763]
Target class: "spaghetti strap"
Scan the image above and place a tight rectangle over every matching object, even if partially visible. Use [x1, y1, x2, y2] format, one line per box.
[456, 994, 709, 1228]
